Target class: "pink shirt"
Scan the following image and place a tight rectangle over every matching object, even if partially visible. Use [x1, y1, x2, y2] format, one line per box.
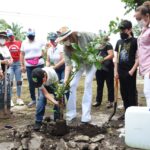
[138, 24, 150, 76]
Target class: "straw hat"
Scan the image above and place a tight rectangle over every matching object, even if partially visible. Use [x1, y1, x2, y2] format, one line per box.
[55, 26, 72, 43]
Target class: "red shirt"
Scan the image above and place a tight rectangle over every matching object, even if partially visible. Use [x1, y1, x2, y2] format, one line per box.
[5, 40, 22, 62]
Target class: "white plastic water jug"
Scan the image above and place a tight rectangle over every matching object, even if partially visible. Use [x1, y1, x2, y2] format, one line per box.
[125, 106, 150, 150]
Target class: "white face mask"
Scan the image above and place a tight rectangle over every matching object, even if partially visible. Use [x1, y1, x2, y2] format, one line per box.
[63, 40, 71, 46]
[138, 19, 149, 28]
[0, 38, 6, 45]
[137, 20, 144, 28]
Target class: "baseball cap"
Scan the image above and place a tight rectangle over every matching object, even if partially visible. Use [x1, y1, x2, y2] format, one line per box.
[6, 29, 14, 37]
[47, 32, 58, 40]
[32, 68, 45, 88]
[27, 28, 35, 36]
[119, 20, 132, 30]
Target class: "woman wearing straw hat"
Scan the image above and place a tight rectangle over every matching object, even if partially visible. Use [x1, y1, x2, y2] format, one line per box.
[56, 27, 97, 124]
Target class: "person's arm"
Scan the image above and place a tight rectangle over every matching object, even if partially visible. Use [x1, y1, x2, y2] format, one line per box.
[129, 51, 139, 76]
[20, 51, 26, 73]
[63, 49, 73, 83]
[114, 41, 120, 79]
[41, 87, 58, 105]
[103, 49, 114, 61]
[46, 54, 51, 67]
[114, 51, 119, 79]
[64, 65, 72, 84]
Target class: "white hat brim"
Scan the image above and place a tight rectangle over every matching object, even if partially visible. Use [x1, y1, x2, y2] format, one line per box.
[55, 31, 72, 43]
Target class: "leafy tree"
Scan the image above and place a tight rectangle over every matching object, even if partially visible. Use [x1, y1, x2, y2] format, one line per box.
[10, 22, 26, 41]
[0, 19, 26, 41]
[0, 19, 11, 31]
[109, 17, 121, 34]
[121, 0, 147, 14]
[108, 0, 146, 37]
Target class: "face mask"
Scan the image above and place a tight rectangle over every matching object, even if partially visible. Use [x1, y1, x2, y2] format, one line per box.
[63, 40, 71, 46]
[137, 20, 143, 28]
[142, 20, 149, 27]
[27, 35, 35, 41]
[9, 35, 15, 41]
[50, 40, 57, 46]
[0, 38, 6, 45]
[120, 32, 129, 40]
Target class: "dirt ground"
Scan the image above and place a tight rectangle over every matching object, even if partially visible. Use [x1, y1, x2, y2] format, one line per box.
[0, 76, 146, 149]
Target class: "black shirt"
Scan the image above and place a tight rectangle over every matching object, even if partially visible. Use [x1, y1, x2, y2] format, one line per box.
[115, 37, 137, 75]
[98, 43, 114, 71]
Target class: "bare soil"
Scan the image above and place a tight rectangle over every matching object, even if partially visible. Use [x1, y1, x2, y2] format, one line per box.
[0, 76, 146, 149]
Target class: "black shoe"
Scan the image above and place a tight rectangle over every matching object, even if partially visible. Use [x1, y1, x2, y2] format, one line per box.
[92, 102, 101, 107]
[33, 121, 42, 131]
[106, 102, 113, 109]
[118, 114, 125, 120]
[81, 121, 90, 125]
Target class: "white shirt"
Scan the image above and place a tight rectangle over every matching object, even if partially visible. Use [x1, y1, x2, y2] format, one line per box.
[47, 44, 64, 65]
[40, 67, 58, 89]
[0, 46, 11, 59]
[21, 39, 45, 66]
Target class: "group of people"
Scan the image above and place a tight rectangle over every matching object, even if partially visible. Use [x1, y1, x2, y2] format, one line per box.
[0, 1, 150, 130]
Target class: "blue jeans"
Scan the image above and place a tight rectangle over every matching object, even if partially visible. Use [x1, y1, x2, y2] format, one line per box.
[9, 61, 22, 98]
[26, 64, 44, 102]
[55, 68, 64, 81]
[36, 89, 47, 122]
[36, 87, 60, 122]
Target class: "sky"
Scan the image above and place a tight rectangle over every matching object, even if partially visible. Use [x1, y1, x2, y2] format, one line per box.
[0, 0, 136, 45]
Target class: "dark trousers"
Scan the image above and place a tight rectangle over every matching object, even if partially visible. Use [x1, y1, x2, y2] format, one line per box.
[95, 68, 114, 104]
[26, 64, 44, 102]
[119, 71, 138, 110]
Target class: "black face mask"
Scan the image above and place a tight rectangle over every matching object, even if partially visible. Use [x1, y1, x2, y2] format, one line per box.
[27, 35, 35, 41]
[120, 32, 129, 40]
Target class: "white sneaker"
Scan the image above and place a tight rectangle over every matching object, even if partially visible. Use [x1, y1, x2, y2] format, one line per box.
[11, 100, 15, 107]
[16, 99, 24, 106]
[27, 101, 36, 108]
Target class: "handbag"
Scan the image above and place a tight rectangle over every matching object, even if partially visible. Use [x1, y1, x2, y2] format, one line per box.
[26, 56, 42, 65]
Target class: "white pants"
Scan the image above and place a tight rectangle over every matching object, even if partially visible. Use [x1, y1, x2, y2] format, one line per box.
[66, 65, 96, 122]
[144, 73, 150, 107]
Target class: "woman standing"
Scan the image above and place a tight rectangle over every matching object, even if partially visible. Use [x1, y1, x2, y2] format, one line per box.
[93, 41, 114, 109]
[46, 32, 65, 81]
[6, 29, 24, 106]
[20, 28, 45, 107]
[135, 2, 150, 106]
[55, 26, 97, 124]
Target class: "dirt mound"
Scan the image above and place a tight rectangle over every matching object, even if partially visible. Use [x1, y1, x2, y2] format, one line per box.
[70, 123, 107, 137]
